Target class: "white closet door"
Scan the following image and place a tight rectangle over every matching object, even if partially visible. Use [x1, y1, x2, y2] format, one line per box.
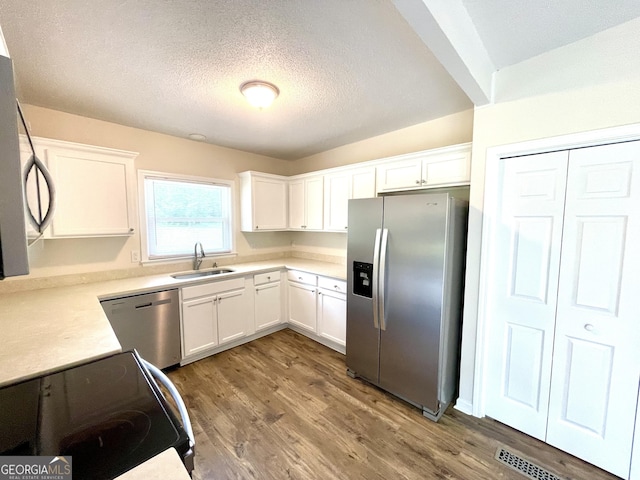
[546, 141, 640, 478]
[484, 151, 569, 439]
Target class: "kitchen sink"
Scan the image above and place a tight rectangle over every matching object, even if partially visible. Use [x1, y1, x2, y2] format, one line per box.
[171, 268, 235, 280]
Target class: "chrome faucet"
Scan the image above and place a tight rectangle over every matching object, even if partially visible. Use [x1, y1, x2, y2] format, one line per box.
[193, 242, 205, 270]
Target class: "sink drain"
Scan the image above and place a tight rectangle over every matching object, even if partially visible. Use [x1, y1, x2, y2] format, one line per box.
[495, 446, 565, 480]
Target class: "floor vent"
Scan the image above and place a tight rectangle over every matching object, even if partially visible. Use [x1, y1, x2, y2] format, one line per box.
[495, 446, 564, 480]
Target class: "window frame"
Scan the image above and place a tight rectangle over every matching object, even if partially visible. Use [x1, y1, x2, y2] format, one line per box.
[137, 170, 236, 264]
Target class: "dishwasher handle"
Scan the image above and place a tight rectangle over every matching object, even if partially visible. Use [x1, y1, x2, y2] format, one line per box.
[102, 292, 174, 312]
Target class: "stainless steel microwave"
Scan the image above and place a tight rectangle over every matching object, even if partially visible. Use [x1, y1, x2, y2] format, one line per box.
[0, 54, 29, 279]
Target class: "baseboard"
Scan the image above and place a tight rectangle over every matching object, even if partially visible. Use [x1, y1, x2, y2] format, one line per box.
[286, 324, 346, 355]
[454, 398, 474, 416]
[180, 324, 288, 366]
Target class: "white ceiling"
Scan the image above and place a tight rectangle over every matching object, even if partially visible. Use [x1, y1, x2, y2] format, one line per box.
[1, 1, 639, 160]
[461, 0, 640, 69]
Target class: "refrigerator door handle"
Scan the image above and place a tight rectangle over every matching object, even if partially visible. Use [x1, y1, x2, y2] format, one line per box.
[372, 228, 382, 329]
[379, 228, 389, 331]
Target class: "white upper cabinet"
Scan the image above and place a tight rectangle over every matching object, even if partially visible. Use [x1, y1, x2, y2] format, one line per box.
[21, 136, 137, 238]
[350, 167, 377, 199]
[324, 167, 375, 231]
[241, 143, 469, 234]
[376, 144, 471, 193]
[324, 173, 349, 232]
[239, 171, 288, 231]
[376, 158, 423, 191]
[288, 175, 323, 230]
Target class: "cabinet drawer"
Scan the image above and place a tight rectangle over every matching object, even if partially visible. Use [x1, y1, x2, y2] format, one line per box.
[182, 277, 245, 300]
[318, 277, 347, 293]
[254, 271, 281, 286]
[287, 270, 317, 286]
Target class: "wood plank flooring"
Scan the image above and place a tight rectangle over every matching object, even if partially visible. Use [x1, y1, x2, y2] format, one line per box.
[168, 329, 617, 480]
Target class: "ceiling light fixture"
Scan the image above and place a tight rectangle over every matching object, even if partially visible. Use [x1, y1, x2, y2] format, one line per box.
[240, 80, 279, 109]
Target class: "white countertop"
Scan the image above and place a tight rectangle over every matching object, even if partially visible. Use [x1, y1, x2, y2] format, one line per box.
[0, 258, 345, 387]
[0, 257, 345, 478]
[113, 448, 191, 480]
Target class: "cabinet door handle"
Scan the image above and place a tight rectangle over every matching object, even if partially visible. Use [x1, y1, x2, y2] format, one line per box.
[255, 225, 259, 229]
[267, 276, 271, 280]
[415, 179, 420, 184]
[584, 324, 594, 332]
[318, 291, 322, 295]
[129, 227, 135, 232]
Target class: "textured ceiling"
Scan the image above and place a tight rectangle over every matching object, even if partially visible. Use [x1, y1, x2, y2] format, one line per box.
[1, 1, 639, 160]
[0, 0, 471, 160]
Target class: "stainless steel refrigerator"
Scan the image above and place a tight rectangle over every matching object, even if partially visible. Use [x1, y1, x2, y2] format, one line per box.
[346, 193, 467, 421]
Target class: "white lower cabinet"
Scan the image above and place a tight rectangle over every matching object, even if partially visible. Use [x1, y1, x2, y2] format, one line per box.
[180, 277, 251, 362]
[254, 271, 283, 331]
[217, 288, 250, 345]
[287, 273, 317, 332]
[287, 271, 346, 351]
[317, 278, 346, 346]
[182, 296, 218, 357]
[179, 269, 347, 363]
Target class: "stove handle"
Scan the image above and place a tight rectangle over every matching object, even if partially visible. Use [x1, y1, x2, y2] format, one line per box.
[141, 358, 195, 449]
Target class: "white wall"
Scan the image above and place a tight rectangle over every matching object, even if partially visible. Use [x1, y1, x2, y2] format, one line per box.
[290, 109, 473, 175]
[457, 16, 640, 413]
[287, 109, 473, 259]
[10, 105, 473, 281]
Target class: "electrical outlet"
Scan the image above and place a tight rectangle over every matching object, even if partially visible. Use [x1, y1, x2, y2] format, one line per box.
[130, 250, 141, 263]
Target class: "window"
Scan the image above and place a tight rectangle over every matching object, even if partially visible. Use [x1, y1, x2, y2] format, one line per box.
[139, 171, 233, 261]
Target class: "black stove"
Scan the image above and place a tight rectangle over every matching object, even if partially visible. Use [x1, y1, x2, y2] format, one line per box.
[0, 351, 192, 479]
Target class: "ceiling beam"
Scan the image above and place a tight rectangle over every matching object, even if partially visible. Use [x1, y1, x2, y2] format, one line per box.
[392, 0, 495, 105]
[0, 25, 10, 57]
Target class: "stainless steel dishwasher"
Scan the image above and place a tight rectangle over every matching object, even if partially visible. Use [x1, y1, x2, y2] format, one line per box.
[100, 289, 181, 369]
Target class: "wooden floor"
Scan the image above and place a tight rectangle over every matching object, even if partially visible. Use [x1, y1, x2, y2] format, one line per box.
[168, 329, 616, 480]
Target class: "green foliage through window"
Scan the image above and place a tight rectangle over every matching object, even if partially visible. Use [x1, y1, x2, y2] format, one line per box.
[142, 174, 232, 259]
